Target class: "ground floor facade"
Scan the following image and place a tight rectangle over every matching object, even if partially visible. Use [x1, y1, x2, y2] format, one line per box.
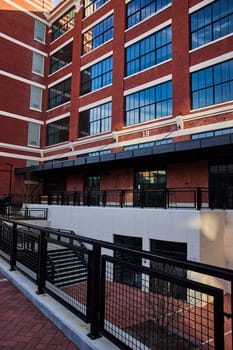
[16, 134, 233, 210]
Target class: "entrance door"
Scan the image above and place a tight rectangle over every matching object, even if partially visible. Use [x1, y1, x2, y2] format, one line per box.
[150, 239, 187, 300]
[134, 170, 166, 207]
[84, 175, 100, 205]
[209, 163, 233, 209]
[114, 235, 142, 288]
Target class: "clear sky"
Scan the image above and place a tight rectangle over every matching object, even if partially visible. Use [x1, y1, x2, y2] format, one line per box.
[52, 0, 62, 6]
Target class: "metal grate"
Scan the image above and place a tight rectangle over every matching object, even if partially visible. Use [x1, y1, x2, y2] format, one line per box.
[101, 257, 224, 350]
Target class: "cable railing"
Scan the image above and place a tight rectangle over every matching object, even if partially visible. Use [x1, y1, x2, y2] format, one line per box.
[0, 219, 233, 349]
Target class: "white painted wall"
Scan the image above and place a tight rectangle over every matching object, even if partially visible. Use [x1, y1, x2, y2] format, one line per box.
[27, 205, 200, 261]
[26, 204, 233, 268]
[26, 204, 233, 292]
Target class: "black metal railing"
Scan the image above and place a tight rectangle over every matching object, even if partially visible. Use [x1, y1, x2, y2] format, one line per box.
[7, 187, 233, 210]
[42, 188, 209, 210]
[0, 219, 233, 350]
[4, 207, 48, 220]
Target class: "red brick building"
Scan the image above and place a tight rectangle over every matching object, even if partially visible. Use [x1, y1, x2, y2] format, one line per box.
[1, 0, 233, 209]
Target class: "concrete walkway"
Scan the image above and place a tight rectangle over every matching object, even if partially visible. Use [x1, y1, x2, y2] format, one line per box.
[0, 257, 119, 350]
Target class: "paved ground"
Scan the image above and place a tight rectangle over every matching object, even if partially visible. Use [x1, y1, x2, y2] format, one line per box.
[0, 272, 79, 350]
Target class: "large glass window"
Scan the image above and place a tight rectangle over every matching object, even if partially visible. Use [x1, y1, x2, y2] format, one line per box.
[192, 127, 233, 140]
[30, 86, 42, 110]
[125, 81, 172, 126]
[84, 0, 108, 17]
[32, 52, 44, 75]
[190, 0, 233, 50]
[82, 15, 113, 54]
[125, 25, 171, 76]
[52, 8, 75, 41]
[126, 0, 171, 29]
[48, 78, 71, 109]
[80, 56, 112, 95]
[191, 59, 233, 109]
[50, 42, 73, 74]
[46, 117, 69, 145]
[34, 20, 46, 43]
[28, 122, 40, 146]
[124, 139, 172, 150]
[79, 102, 112, 137]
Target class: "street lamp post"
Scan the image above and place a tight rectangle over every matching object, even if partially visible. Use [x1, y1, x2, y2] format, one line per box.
[6, 163, 13, 200]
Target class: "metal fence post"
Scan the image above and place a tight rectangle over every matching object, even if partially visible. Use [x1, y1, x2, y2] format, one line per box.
[87, 244, 101, 339]
[196, 187, 202, 210]
[10, 223, 17, 271]
[214, 290, 224, 350]
[36, 231, 47, 294]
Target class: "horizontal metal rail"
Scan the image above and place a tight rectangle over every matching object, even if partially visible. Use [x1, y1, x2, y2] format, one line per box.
[0, 218, 232, 349]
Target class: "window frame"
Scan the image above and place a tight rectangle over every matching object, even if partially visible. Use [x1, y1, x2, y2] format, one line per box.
[48, 77, 72, 110]
[30, 86, 43, 111]
[126, 0, 171, 29]
[34, 19, 46, 43]
[51, 8, 75, 42]
[82, 14, 114, 55]
[32, 52, 44, 76]
[83, 0, 109, 17]
[46, 117, 70, 146]
[28, 122, 41, 147]
[80, 56, 112, 95]
[50, 42, 73, 74]
[125, 80, 172, 126]
[78, 101, 112, 138]
[191, 59, 233, 110]
[125, 25, 172, 76]
[190, 0, 233, 50]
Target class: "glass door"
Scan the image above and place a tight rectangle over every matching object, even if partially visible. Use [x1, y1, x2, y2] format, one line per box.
[134, 169, 166, 207]
[114, 235, 142, 288]
[84, 175, 100, 205]
[150, 239, 187, 300]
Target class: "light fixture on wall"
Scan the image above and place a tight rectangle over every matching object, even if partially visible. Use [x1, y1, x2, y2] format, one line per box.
[68, 140, 74, 151]
[112, 129, 118, 142]
[6, 163, 13, 199]
[175, 113, 184, 130]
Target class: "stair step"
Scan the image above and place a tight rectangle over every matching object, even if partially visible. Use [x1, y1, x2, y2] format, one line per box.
[47, 248, 88, 287]
[55, 276, 87, 288]
[47, 262, 86, 270]
[53, 272, 87, 283]
[53, 268, 87, 278]
[48, 256, 80, 263]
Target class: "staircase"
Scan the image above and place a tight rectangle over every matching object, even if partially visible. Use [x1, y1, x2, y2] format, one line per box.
[47, 248, 88, 288]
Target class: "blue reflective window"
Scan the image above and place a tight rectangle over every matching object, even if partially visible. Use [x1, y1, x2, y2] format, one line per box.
[126, 0, 171, 29]
[190, 0, 233, 49]
[125, 25, 171, 76]
[80, 56, 112, 95]
[82, 15, 113, 54]
[125, 81, 172, 126]
[79, 102, 112, 137]
[191, 59, 233, 109]
[192, 127, 233, 140]
[84, 0, 108, 17]
[124, 139, 172, 150]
